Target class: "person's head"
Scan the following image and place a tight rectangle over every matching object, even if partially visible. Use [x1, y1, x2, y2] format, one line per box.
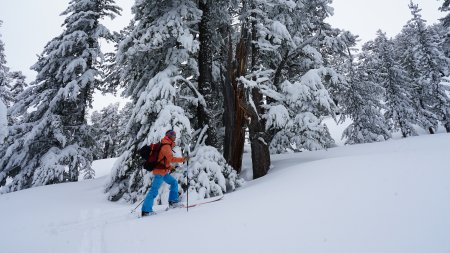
[165, 130, 177, 142]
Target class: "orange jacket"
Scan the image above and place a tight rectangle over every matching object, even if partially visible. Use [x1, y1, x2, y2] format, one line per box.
[152, 136, 185, 176]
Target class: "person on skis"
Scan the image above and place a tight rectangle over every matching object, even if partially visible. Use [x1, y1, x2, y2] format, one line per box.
[141, 130, 188, 216]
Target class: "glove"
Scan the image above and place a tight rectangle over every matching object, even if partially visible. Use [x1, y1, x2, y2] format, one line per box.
[168, 166, 175, 173]
[184, 156, 190, 162]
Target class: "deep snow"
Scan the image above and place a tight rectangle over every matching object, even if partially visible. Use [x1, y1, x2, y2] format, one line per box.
[1, 133, 450, 253]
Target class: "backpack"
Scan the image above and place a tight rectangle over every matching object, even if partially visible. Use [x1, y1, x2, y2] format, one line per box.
[138, 142, 168, 172]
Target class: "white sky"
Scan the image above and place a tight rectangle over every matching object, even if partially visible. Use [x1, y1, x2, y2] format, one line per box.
[0, 0, 445, 111]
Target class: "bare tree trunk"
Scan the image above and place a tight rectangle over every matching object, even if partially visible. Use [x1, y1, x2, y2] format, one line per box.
[229, 34, 248, 174]
[223, 24, 248, 173]
[248, 100, 271, 178]
[247, 7, 271, 179]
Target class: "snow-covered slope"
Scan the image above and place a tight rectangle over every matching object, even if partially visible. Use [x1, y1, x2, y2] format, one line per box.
[1, 134, 450, 253]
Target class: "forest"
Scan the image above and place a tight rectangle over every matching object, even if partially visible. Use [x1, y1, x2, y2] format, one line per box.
[0, 0, 449, 203]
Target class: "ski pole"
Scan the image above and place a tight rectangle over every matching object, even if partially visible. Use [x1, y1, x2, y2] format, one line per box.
[183, 147, 190, 212]
[131, 198, 144, 213]
[187, 155, 189, 212]
[131, 177, 149, 213]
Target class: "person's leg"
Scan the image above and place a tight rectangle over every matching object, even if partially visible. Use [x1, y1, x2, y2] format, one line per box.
[142, 175, 163, 213]
[163, 174, 179, 203]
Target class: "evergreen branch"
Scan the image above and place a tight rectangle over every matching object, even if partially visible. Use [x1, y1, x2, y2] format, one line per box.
[176, 76, 207, 108]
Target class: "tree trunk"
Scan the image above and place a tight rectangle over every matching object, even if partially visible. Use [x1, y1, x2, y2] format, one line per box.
[248, 8, 271, 179]
[249, 131, 271, 178]
[223, 29, 235, 163]
[103, 141, 110, 159]
[223, 26, 248, 173]
[197, 0, 218, 148]
[248, 96, 271, 179]
[419, 98, 435, 135]
[442, 115, 450, 133]
[399, 120, 407, 138]
[230, 36, 248, 174]
[428, 126, 435, 134]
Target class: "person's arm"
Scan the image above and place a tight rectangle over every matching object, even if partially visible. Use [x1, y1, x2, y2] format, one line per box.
[171, 155, 185, 164]
[160, 145, 185, 168]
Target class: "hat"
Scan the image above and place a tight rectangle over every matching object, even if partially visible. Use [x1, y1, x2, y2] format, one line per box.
[165, 130, 176, 137]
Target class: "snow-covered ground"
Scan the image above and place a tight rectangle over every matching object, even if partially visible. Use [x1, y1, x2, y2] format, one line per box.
[1, 133, 450, 253]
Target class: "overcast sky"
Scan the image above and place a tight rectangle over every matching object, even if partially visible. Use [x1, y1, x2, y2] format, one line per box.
[0, 0, 445, 111]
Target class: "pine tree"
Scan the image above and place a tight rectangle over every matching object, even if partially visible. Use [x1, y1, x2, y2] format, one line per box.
[232, 0, 354, 176]
[0, 20, 9, 145]
[372, 31, 418, 137]
[0, 20, 9, 101]
[105, 0, 201, 202]
[105, 0, 244, 203]
[115, 102, 132, 154]
[0, 0, 121, 193]
[341, 42, 391, 144]
[4, 71, 28, 125]
[183, 127, 244, 201]
[399, 2, 450, 133]
[90, 103, 121, 160]
[440, 0, 450, 58]
[396, 27, 436, 134]
[441, 0, 450, 29]
[0, 100, 5, 145]
[7, 71, 27, 104]
[322, 31, 359, 109]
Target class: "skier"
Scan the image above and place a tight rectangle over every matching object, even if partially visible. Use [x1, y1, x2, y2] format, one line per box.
[141, 130, 188, 216]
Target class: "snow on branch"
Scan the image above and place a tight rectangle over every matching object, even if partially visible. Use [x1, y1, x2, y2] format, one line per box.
[175, 76, 206, 108]
[146, 105, 192, 145]
[264, 104, 290, 130]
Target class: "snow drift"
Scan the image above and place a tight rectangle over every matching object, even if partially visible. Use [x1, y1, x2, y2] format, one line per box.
[0, 133, 449, 253]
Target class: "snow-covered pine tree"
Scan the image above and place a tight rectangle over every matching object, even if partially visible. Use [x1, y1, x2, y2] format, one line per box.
[395, 27, 436, 135]
[235, 0, 353, 173]
[115, 102, 132, 154]
[371, 31, 418, 137]
[440, 0, 450, 57]
[182, 127, 244, 201]
[3, 71, 28, 125]
[0, 100, 5, 145]
[0, 0, 121, 193]
[90, 111, 103, 160]
[90, 103, 121, 161]
[442, 0, 450, 27]
[321, 31, 359, 110]
[0, 20, 7, 87]
[340, 42, 391, 144]
[398, 2, 450, 133]
[104, 0, 201, 202]
[105, 0, 243, 203]
[0, 20, 9, 145]
[7, 71, 27, 104]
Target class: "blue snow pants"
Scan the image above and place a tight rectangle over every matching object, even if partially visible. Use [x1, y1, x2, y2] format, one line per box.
[142, 174, 179, 213]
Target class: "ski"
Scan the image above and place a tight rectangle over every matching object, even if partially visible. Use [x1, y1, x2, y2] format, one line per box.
[138, 206, 169, 218]
[136, 195, 224, 218]
[183, 195, 224, 208]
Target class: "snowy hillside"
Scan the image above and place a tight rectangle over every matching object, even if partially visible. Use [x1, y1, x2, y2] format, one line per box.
[1, 133, 450, 253]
